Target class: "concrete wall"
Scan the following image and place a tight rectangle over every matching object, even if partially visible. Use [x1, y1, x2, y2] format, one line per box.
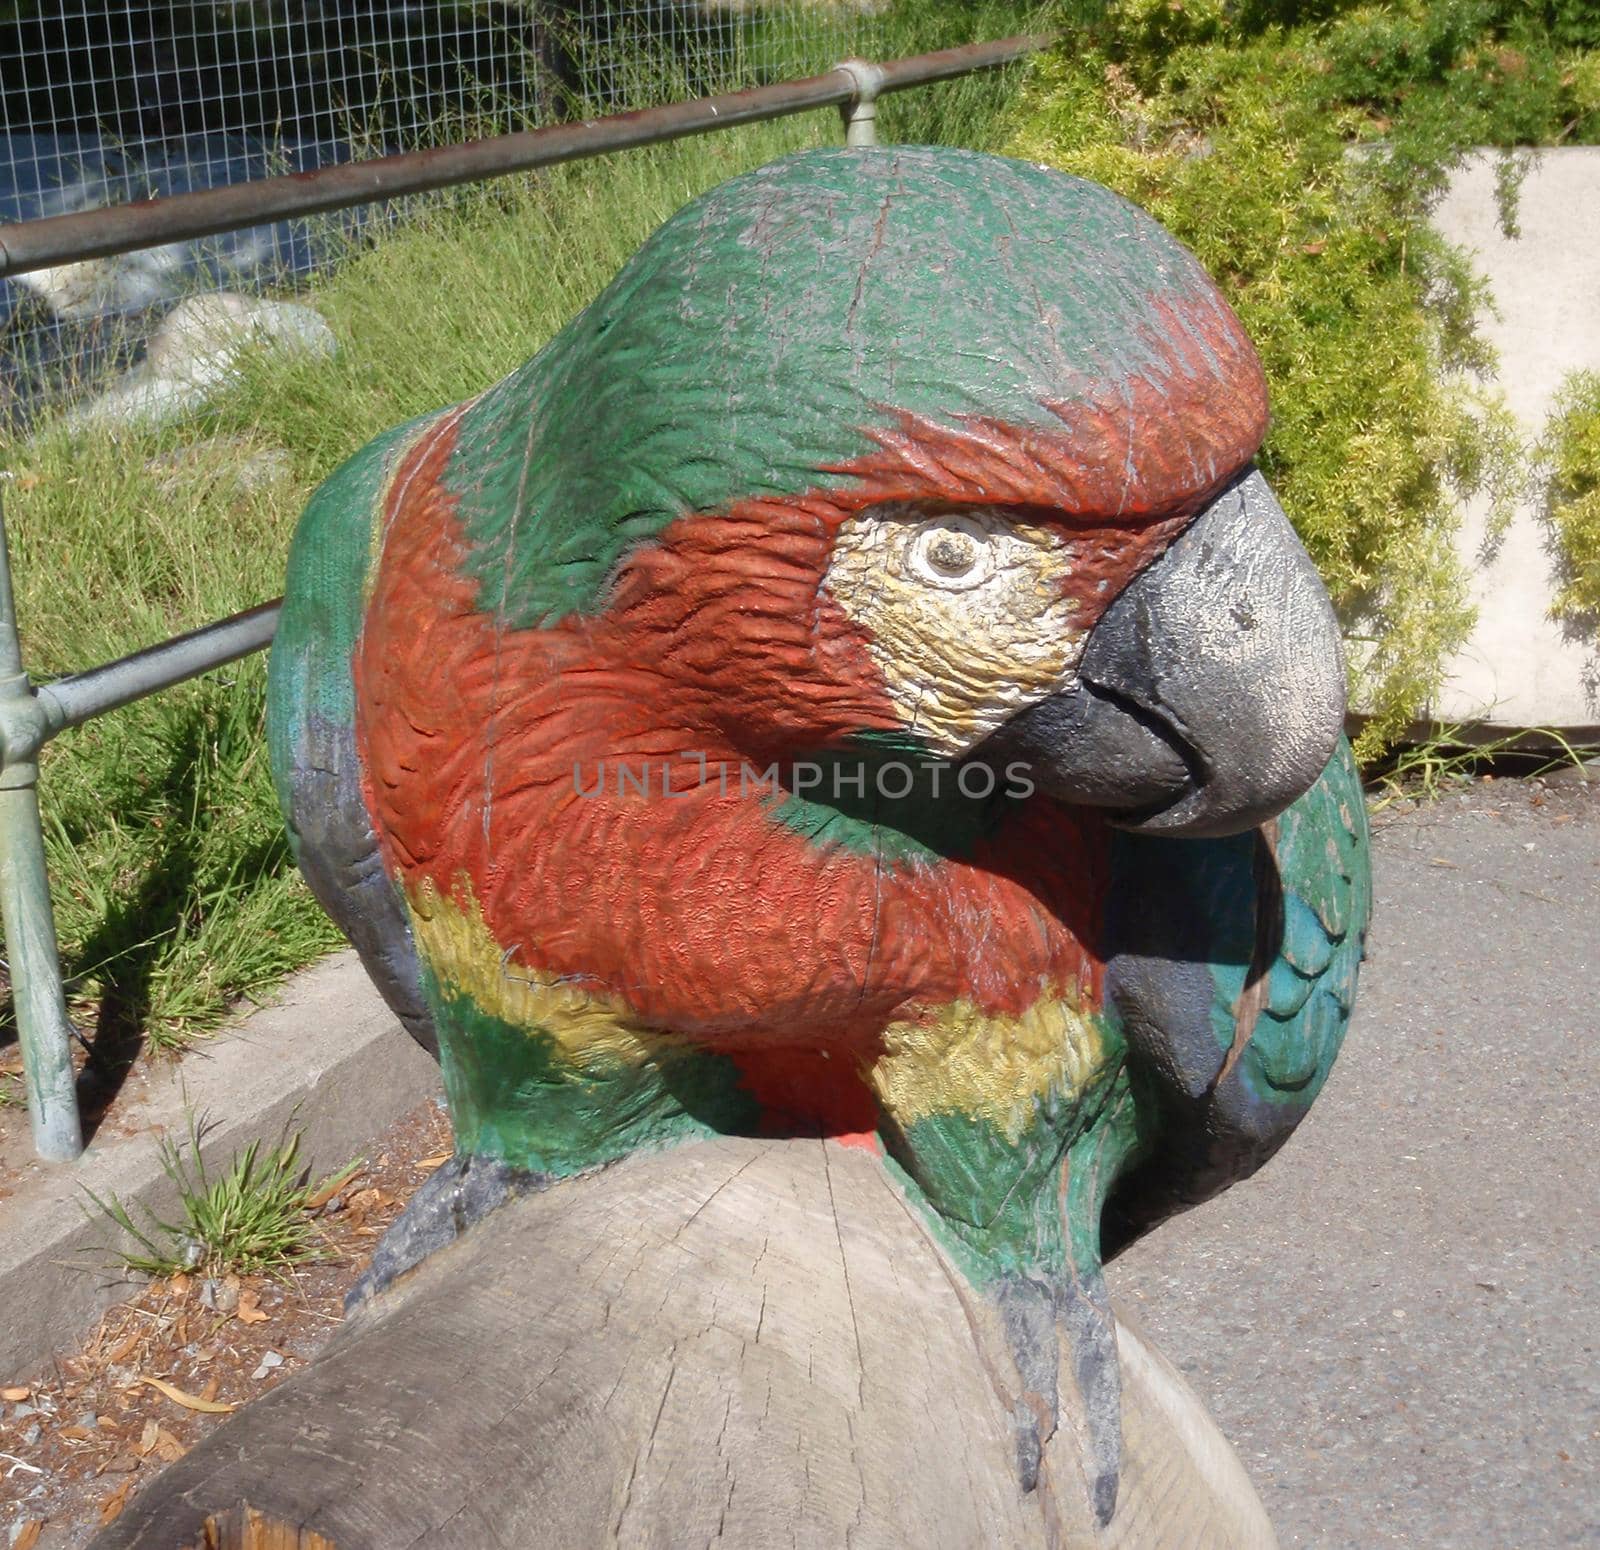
[1428, 147, 1600, 736]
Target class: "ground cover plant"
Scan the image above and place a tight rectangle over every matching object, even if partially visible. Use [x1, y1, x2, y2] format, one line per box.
[0, 1, 1039, 1066]
[81, 1116, 359, 1279]
[1013, 0, 1600, 753]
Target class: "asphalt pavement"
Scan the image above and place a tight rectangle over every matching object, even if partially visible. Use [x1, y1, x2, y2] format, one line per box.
[1111, 772, 1600, 1549]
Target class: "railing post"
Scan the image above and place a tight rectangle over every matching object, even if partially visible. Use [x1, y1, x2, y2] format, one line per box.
[0, 486, 83, 1161]
[835, 59, 886, 147]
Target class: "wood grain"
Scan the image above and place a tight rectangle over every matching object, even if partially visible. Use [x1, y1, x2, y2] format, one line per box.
[92, 1136, 1275, 1549]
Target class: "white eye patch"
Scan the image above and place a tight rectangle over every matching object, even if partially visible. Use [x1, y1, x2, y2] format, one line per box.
[822, 504, 1087, 758]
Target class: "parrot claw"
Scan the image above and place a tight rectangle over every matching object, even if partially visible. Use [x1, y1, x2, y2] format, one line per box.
[346, 1152, 550, 1313]
[994, 1271, 1123, 1524]
[1059, 1274, 1123, 1525]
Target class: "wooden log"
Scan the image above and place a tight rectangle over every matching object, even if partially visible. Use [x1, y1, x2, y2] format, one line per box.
[91, 1136, 1275, 1549]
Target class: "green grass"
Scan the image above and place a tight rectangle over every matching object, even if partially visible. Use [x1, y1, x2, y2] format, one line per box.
[0, 1, 1039, 1062]
[81, 1115, 359, 1279]
[9, 433, 349, 1054]
[1367, 724, 1600, 809]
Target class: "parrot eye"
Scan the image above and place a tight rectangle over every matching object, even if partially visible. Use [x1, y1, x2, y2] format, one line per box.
[906, 517, 993, 590]
[823, 500, 1084, 757]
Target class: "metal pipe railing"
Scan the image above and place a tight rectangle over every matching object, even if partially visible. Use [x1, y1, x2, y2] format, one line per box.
[37, 601, 283, 733]
[0, 32, 1049, 1160]
[0, 36, 1046, 281]
[0, 490, 82, 1160]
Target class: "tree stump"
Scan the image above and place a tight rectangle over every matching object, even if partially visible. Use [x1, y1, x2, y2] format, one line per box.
[91, 1135, 1274, 1549]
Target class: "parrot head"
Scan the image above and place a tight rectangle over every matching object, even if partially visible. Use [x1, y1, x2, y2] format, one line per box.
[427, 145, 1342, 843]
[341, 142, 1353, 1114]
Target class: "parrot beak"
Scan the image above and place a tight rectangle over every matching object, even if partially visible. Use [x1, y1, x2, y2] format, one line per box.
[983, 470, 1345, 838]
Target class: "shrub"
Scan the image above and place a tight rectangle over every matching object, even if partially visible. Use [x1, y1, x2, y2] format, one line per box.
[1541, 370, 1600, 623]
[1011, 0, 1598, 752]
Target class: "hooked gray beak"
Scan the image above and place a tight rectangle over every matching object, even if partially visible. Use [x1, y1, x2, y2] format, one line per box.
[987, 470, 1345, 838]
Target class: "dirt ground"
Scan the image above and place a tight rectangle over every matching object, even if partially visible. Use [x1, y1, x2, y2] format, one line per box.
[0, 1097, 450, 1547]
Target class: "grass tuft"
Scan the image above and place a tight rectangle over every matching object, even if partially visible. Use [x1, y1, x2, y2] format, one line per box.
[1368, 724, 1600, 810]
[81, 1114, 359, 1279]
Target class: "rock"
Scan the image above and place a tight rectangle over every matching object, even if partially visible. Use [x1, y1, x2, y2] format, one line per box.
[9, 249, 189, 322]
[60, 372, 212, 433]
[1542, 757, 1600, 787]
[250, 1351, 284, 1381]
[57, 292, 336, 434]
[143, 292, 335, 387]
[144, 437, 295, 497]
[199, 1277, 239, 1314]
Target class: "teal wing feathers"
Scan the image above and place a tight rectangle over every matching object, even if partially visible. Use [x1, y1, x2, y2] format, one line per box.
[1099, 738, 1371, 1255]
[266, 413, 446, 1053]
[1245, 738, 1371, 1107]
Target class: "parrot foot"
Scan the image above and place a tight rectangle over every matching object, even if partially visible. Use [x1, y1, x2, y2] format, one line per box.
[346, 1153, 550, 1314]
[994, 1271, 1122, 1524]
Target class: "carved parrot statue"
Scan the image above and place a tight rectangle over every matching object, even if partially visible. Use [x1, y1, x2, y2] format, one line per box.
[267, 145, 1370, 1527]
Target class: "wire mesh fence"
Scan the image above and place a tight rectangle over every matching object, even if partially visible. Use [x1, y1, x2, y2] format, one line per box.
[0, 0, 872, 429]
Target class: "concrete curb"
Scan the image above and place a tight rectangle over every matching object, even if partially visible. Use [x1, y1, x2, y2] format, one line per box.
[0, 950, 441, 1382]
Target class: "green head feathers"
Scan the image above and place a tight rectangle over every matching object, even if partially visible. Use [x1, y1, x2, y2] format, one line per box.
[437, 144, 1266, 628]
